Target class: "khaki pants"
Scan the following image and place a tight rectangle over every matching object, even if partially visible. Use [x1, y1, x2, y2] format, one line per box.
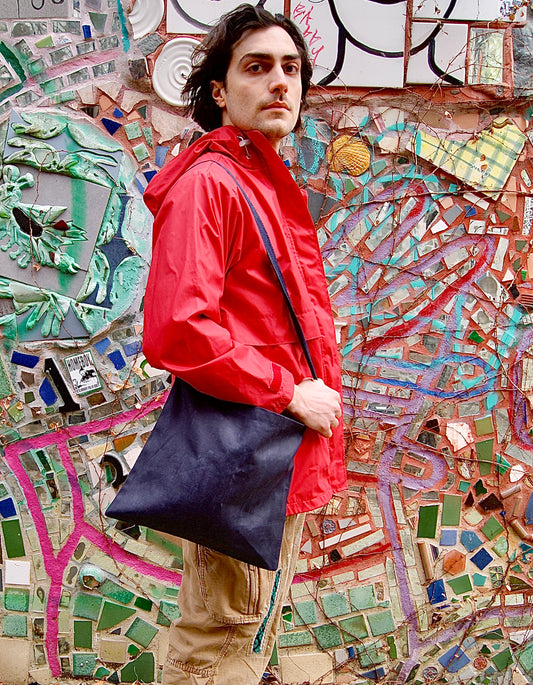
[162, 514, 305, 685]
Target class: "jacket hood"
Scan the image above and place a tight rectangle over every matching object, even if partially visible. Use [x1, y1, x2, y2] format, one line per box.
[143, 126, 278, 243]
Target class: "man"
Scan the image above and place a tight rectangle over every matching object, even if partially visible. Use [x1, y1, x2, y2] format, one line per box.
[142, 4, 346, 683]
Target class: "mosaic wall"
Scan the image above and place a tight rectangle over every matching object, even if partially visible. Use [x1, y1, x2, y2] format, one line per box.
[0, 0, 533, 683]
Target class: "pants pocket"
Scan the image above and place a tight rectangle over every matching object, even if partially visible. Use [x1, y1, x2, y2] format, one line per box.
[197, 545, 276, 624]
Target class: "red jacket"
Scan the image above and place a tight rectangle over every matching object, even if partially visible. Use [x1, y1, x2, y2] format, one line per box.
[142, 126, 346, 515]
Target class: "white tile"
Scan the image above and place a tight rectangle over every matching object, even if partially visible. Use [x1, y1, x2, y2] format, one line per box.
[167, 0, 284, 33]
[4, 559, 31, 586]
[414, 0, 502, 21]
[407, 22, 468, 85]
[291, 0, 405, 87]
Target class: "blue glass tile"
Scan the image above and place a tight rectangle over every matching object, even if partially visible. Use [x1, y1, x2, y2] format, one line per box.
[427, 579, 446, 605]
[143, 170, 157, 183]
[0, 498, 16, 518]
[94, 338, 111, 354]
[438, 646, 470, 673]
[464, 205, 477, 217]
[11, 351, 39, 368]
[39, 378, 57, 406]
[471, 548, 493, 570]
[136, 177, 146, 194]
[122, 341, 142, 357]
[82, 24, 92, 39]
[107, 350, 126, 370]
[155, 146, 168, 168]
[525, 492, 533, 525]
[113, 107, 124, 118]
[460, 530, 482, 552]
[101, 118, 122, 136]
[440, 530, 457, 546]
[362, 668, 385, 681]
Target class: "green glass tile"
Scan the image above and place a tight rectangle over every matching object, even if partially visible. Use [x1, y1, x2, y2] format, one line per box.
[492, 647, 513, 671]
[124, 121, 142, 140]
[127, 644, 140, 656]
[473, 573, 487, 586]
[3, 614, 27, 636]
[132, 143, 149, 161]
[125, 617, 158, 648]
[496, 453, 511, 475]
[517, 640, 533, 672]
[165, 587, 179, 598]
[468, 331, 484, 343]
[269, 642, 278, 666]
[74, 620, 92, 648]
[349, 585, 376, 611]
[73, 593, 102, 621]
[321, 592, 350, 618]
[72, 653, 97, 677]
[294, 599, 318, 626]
[458, 481, 470, 493]
[357, 642, 386, 668]
[367, 609, 395, 636]
[35, 35, 54, 47]
[417, 505, 439, 538]
[387, 635, 398, 659]
[441, 494, 462, 526]
[156, 601, 181, 626]
[120, 652, 155, 683]
[278, 630, 313, 647]
[88, 11, 107, 32]
[475, 415, 494, 437]
[4, 588, 29, 612]
[447, 574, 473, 595]
[95, 667, 111, 679]
[0, 484, 7, 497]
[97, 601, 136, 630]
[476, 439, 493, 475]
[2, 519, 25, 557]
[339, 614, 368, 642]
[135, 596, 153, 612]
[7, 402, 24, 422]
[143, 126, 153, 147]
[59, 591, 71, 608]
[312, 623, 343, 649]
[482, 515, 504, 540]
[100, 579, 134, 604]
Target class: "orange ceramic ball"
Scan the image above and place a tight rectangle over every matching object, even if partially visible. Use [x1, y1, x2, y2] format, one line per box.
[328, 135, 371, 176]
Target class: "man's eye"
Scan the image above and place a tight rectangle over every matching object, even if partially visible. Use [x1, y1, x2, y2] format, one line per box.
[285, 64, 300, 74]
[248, 63, 263, 72]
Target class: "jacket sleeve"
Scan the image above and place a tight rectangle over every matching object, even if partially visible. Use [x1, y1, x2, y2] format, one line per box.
[142, 167, 296, 412]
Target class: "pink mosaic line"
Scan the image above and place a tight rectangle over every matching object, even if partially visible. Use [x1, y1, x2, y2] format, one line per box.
[3, 392, 182, 677]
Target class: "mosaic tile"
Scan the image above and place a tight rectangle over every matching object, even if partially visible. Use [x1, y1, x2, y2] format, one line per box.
[339, 614, 369, 642]
[367, 610, 395, 637]
[124, 617, 158, 648]
[96, 601, 136, 630]
[312, 623, 343, 650]
[321, 592, 351, 618]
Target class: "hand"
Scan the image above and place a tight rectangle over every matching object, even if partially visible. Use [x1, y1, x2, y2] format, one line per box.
[286, 378, 342, 438]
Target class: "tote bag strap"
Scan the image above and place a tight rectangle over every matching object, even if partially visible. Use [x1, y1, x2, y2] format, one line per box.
[207, 159, 318, 381]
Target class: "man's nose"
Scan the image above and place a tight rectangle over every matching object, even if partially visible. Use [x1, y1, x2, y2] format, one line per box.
[270, 64, 288, 92]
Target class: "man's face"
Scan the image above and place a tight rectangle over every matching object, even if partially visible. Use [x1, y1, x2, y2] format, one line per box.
[210, 26, 303, 152]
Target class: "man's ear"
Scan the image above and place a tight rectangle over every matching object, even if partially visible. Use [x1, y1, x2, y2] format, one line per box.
[210, 80, 226, 109]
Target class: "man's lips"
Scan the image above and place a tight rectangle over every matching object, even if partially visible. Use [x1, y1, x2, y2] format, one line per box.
[263, 102, 290, 110]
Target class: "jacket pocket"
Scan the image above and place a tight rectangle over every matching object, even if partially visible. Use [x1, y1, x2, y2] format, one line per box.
[196, 545, 276, 625]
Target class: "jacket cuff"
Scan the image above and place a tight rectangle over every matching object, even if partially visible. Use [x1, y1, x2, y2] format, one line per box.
[270, 364, 295, 413]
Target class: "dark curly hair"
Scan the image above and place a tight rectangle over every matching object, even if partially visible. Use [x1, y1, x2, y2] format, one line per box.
[182, 3, 313, 132]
